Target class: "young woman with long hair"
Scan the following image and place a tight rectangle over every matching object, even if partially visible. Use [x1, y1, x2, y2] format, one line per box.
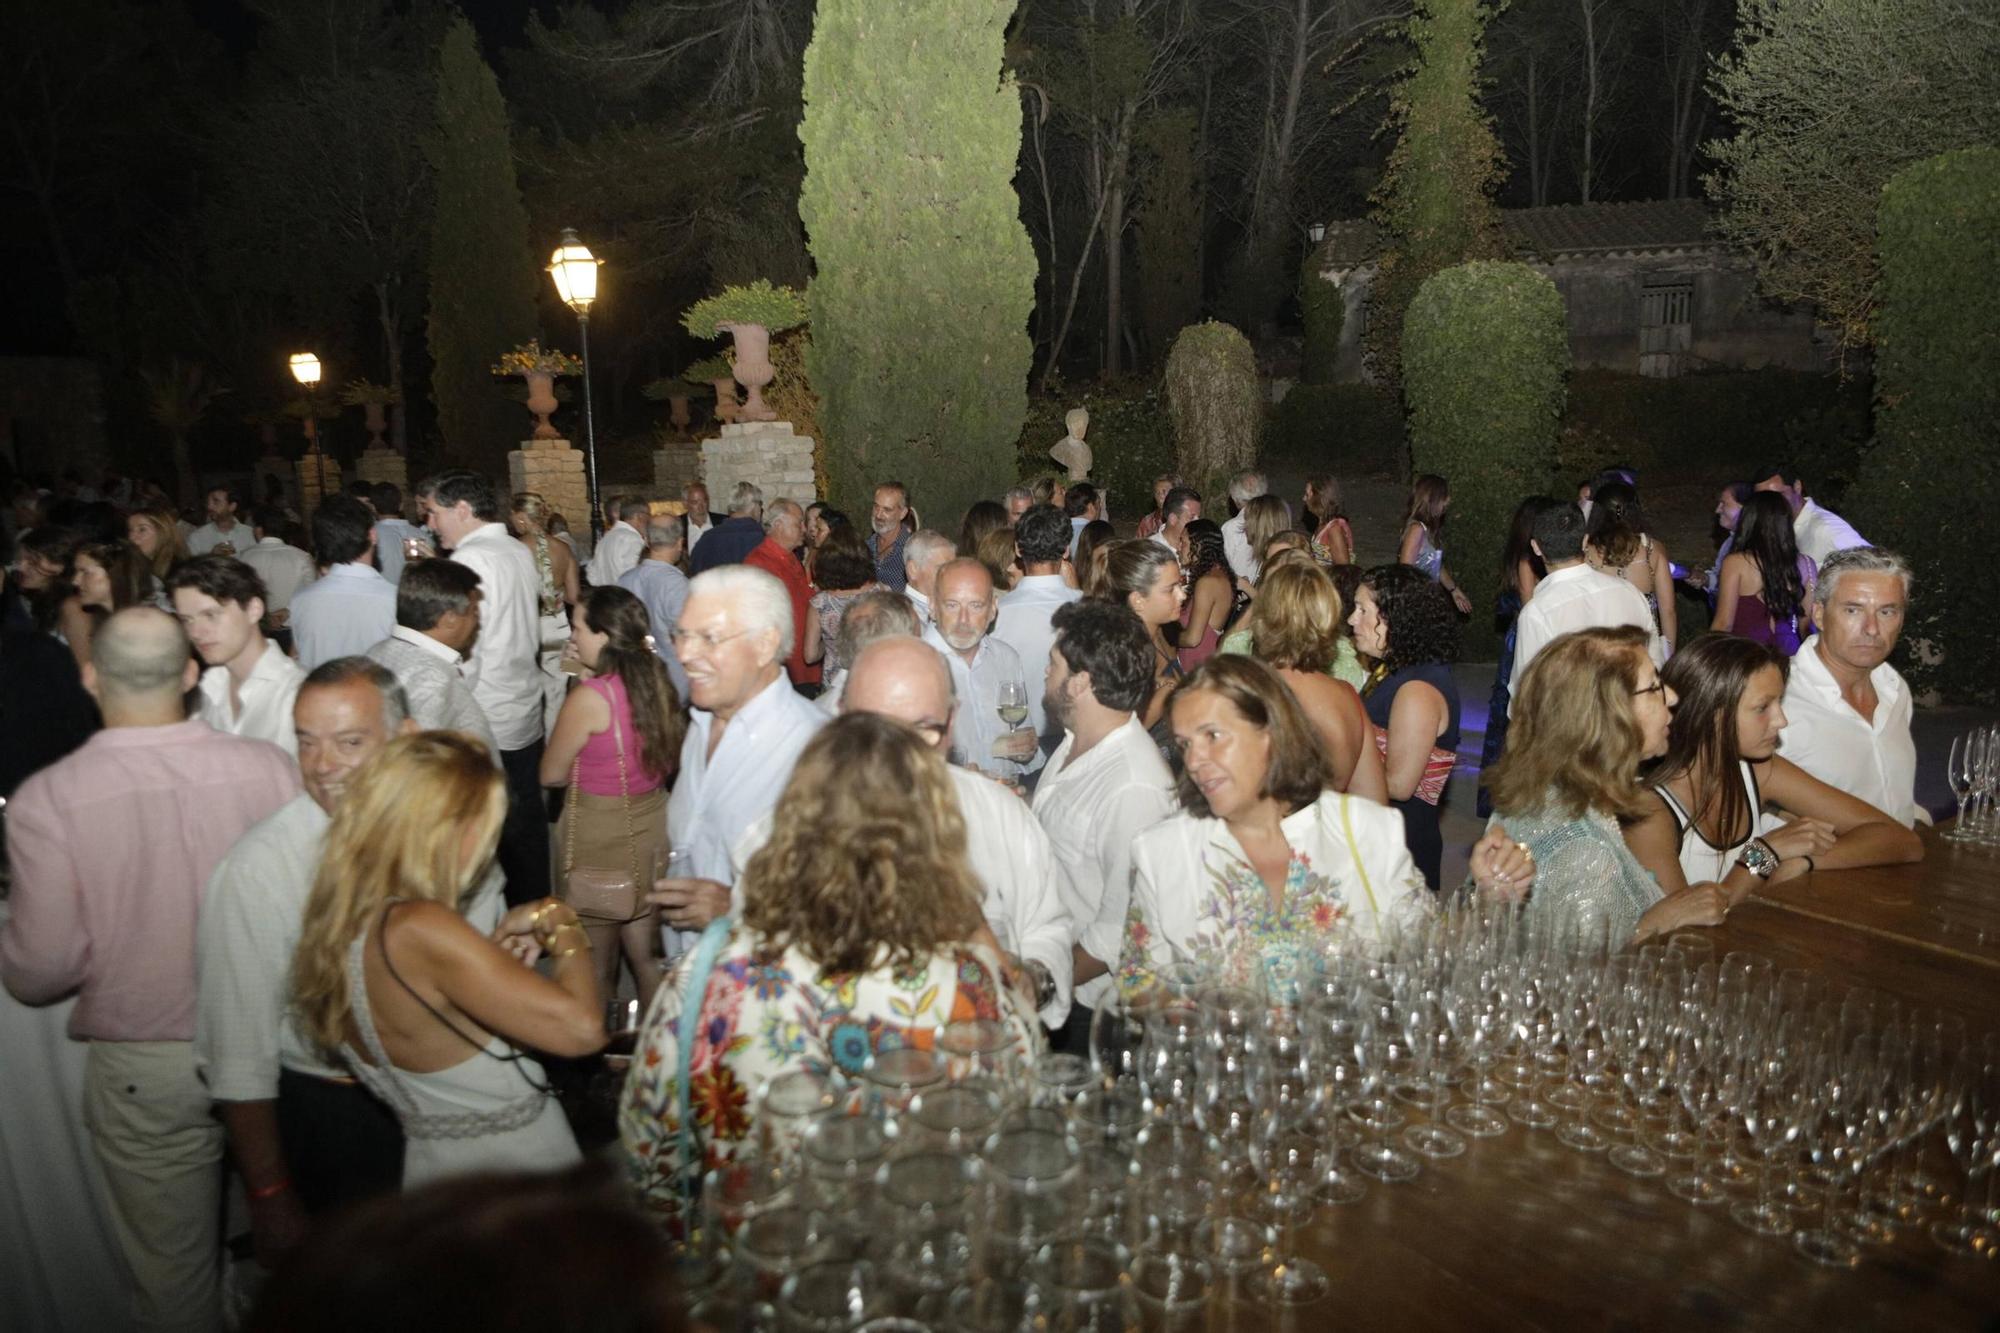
[1240, 494, 1293, 584]
[55, 537, 155, 669]
[1245, 558, 1387, 802]
[126, 508, 189, 583]
[1302, 473, 1353, 566]
[1178, 518, 1233, 672]
[1351, 564, 1462, 888]
[292, 733, 605, 1186]
[541, 586, 686, 1010]
[1397, 473, 1473, 614]
[1068, 518, 1115, 591]
[1485, 626, 1726, 943]
[1711, 491, 1815, 653]
[1586, 481, 1678, 652]
[1624, 634, 1921, 903]
[619, 714, 1037, 1224]
[1088, 539, 1187, 729]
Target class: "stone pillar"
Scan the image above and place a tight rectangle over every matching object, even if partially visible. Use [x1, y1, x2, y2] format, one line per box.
[296, 453, 342, 521]
[652, 439, 703, 499]
[699, 421, 818, 513]
[253, 449, 295, 510]
[354, 446, 408, 494]
[508, 438, 592, 556]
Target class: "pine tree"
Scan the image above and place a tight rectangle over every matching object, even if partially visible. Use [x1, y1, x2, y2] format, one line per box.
[798, 0, 1037, 522]
[425, 16, 540, 469]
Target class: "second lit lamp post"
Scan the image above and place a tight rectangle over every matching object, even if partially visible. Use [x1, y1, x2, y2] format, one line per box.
[288, 351, 323, 454]
[547, 227, 603, 540]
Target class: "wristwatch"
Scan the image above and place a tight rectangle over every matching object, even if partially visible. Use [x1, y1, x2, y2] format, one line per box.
[1024, 960, 1058, 1012]
[1737, 836, 1780, 880]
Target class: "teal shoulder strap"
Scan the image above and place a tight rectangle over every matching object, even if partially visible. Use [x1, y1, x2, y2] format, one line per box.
[674, 913, 735, 1201]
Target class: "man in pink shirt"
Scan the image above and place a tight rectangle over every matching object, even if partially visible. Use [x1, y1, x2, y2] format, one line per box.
[2, 606, 300, 1331]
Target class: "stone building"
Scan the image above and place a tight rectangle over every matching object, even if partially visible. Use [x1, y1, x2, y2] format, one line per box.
[1312, 199, 1832, 383]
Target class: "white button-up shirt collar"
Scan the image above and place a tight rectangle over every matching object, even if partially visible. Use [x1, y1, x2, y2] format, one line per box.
[391, 623, 464, 670]
[1509, 562, 1662, 693]
[1779, 634, 1922, 826]
[197, 640, 305, 759]
[669, 670, 828, 901]
[1033, 717, 1177, 1010]
[906, 586, 931, 625]
[447, 521, 544, 750]
[587, 519, 647, 587]
[923, 625, 1028, 777]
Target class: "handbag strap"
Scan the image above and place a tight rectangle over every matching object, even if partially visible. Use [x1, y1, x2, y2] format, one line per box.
[675, 913, 735, 1207]
[1335, 794, 1383, 932]
[561, 676, 642, 890]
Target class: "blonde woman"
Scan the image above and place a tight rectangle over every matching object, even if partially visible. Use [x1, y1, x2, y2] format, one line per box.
[620, 714, 1038, 1223]
[509, 492, 581, 738]
[1303, 474, 1353, 566]
[1240, 495, 1293, 585]
[126, 508, 189, 583]
[1242, 558, 1386, 803]
[292, 733, 605, 1187]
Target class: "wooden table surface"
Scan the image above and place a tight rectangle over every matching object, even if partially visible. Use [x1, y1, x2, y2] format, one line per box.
[1258, 829, 2000, 1332]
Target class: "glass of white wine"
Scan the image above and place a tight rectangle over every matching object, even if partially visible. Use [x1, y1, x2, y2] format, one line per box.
[996, 678, 1030, 734]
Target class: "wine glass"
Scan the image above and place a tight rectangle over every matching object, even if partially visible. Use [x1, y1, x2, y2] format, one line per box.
[1944, 732, 1977, 841]
[1931, 1031, 2000, 1255]
[995, 678, 1029, 735]
[1088, 994, 1147, 1090]
[1350, 968, 1421, 1183]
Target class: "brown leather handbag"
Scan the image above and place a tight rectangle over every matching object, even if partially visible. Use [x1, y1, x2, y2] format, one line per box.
[561, 680, 646, 924]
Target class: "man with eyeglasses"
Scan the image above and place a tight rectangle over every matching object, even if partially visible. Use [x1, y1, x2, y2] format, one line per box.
[649, 565, 827, 945]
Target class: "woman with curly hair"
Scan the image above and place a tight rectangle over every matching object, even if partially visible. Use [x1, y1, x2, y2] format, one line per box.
[618, 713, 1038, 1223]
[1351, 564, 1462, 888]
[1177, 518, 1233, 671]
[541, 586, 686, 1010]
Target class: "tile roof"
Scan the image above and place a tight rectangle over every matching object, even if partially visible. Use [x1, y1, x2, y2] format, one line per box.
[1317, 199, 1723, 268]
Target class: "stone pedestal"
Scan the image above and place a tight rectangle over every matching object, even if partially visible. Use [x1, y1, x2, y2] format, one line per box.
[653, 439, 703, 499]
[508, 438, 592, 556]
[700, 421, 818, 512]
[296, 453, 342, 521]
[354, 446, 408, 494]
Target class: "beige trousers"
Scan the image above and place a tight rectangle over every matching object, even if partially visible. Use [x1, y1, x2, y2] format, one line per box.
[81, 1041, 224, 1332]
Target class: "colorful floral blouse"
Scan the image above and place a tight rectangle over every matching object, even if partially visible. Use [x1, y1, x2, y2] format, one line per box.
[1119, 791, 1433, 998]
[618, 931, 1037, 1225]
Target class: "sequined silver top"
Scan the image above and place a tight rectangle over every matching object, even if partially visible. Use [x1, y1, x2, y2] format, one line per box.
[1485, 804, 1664, 943]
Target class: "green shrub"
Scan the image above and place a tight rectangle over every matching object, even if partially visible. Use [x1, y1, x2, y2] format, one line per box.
[1852, 146, 2000, 703]
[1404, 260, 1568, 657]
[1300, 249, 1344, 385]
[1267, 385, 1406, 477]
[681, 280, 810, 338]
[799, 0, 1036, 523]
[1016, 381, 1174, 519]
[1163, 321, 1264, 501]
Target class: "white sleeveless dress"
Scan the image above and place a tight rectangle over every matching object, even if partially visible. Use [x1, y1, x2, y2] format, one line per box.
[342, 935, 580, 1187]
[1653, 761, 1761, 886]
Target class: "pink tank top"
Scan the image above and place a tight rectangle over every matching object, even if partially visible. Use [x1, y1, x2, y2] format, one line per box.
[574, 675, 665, 796]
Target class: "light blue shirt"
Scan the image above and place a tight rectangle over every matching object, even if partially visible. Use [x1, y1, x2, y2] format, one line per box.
[288, 562, 398, 671]
[993, 574, 1082, 768]
[923, 625, 1029, 777]
[616, 559, 691, 700]
[375, 518, 425, 585]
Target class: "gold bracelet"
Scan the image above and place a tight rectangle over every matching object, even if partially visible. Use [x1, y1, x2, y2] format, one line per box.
[536, 907, 582, 948]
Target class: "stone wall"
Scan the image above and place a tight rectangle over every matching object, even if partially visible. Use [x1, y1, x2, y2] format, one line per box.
[508, 438, 593, 558]
[700, 421, 817, 512]
[354, 447, 409, 494]
[653, 439, 703, 500]
[296, 453, 343, 520]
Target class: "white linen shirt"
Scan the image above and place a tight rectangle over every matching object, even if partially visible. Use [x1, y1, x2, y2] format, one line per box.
[1778, 634, 1923, 826]
[993, 574, 1083, 770]
[731, 764, 1074, 1028]
[447, 522, 544, 751]
[196, 793, 505, 1099]
[1510, 562, 1662, 694]
[684, 515, 714, 551]
[187, 519, 254, 557]
[288, 562, 398, 671]
[238, 535, 318, 612]
[1221, 513, 1256, 581]
[197, 640, 305, 758]
[1032, 718, 1177, 1011]
[1793, 499, 1867, 568]
[587, 520, 647, 587]
[923, 626, 1029, 777]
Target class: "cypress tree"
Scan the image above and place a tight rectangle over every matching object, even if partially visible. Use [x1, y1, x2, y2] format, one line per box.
[425, 16, 539, 469]
[798, 0, 1037, 522]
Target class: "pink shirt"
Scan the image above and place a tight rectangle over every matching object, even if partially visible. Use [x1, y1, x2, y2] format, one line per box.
[574, 675, 665, 797]
[1, 719, 301, 1041]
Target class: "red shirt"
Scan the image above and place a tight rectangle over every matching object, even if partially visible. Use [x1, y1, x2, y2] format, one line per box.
[744, 538, 821, 687]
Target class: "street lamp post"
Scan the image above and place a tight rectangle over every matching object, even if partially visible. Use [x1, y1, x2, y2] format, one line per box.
[288, 351, 323, 455]
[547, 227, 604, 539]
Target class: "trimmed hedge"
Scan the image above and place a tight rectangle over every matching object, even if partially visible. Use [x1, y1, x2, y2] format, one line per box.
[1852, 146, 2000, 703]
[1404, 261, 1570, 657]
[1300, 252, 1344, 385]
[1016, 382, 1174, 520]
[1164, 321, 1264, 502]
[1267, 384, 1406, 477]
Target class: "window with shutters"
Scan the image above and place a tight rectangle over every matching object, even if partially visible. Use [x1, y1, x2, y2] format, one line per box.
[1638, 282, 1693, 378]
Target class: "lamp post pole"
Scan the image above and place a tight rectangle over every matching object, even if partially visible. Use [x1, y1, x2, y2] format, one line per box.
[547, 227, 606, 542]
[577, 311, 601, 541]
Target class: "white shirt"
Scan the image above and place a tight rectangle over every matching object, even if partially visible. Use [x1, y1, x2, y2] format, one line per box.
[187, 518, 254, 557]
[1778, 634, 1923, 827]
[685, 515, 714, 550]
[1033, 718, 1177, 1010]
[447, 522, 544, 750]
[1221, 512, 1256, 581]
[587, 520, 646, 587]
[1510, 562, 1662, 694]
[238, 535, 318, 612]
[923, 626, 1029, 776]
[288, 562, 398, 671]
[730, 764, 1074, 1027]
[993, 574, 1083, 771]
[196, 794, 504, 1098]
[197, 640, 305, 758]
[668, 670, 828, 905]
[1150, 530, 1180, 559]
[906, 586, 931, 625]
[375, 517, 425, 585]
[1793, 499, 1867, 568]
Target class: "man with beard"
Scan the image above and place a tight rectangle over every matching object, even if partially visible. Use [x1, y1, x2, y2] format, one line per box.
[868, 480, 912, 592]
[922, 558, 1036, 778]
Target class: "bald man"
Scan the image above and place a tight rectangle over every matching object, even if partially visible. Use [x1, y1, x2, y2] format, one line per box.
[836, 636, 1073, 1027]
[3, 608, 300, 1330]
[922, 558, 1037, 778]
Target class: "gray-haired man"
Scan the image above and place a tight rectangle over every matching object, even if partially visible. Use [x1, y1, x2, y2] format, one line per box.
[617, 517, 691, 697]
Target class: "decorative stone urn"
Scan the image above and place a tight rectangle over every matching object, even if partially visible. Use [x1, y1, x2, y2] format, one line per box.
[363, 400, 389, 450]
[712, 377, 742, 426]
[725, 323, 778, 422]
[669, 395, 692, 434]
[525, 371, 561, 441]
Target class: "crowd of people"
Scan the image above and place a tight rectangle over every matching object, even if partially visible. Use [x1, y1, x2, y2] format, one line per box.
[0, 452, 1929, 1328]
